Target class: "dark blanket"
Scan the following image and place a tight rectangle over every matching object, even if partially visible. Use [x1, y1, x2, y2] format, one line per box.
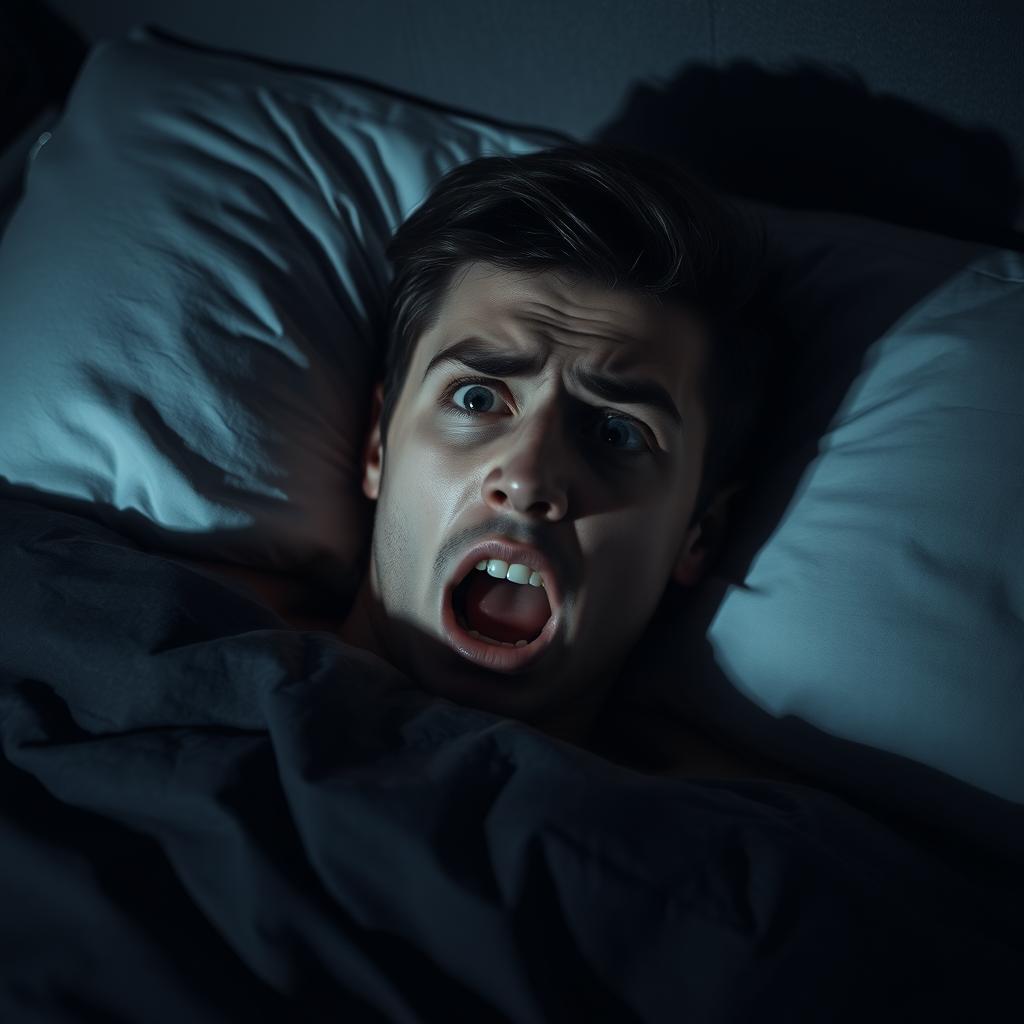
[1, 497, 1021, 1023]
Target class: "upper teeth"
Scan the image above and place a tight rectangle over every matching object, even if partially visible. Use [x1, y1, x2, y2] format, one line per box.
[474, 559, 545, 588]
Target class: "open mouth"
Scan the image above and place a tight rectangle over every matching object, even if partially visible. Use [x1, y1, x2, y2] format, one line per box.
[442, 562, 561, 673]
[451, 573, 549, 647]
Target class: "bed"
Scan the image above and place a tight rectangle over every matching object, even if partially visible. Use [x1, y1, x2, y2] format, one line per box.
[2, 3, 1023, 1021]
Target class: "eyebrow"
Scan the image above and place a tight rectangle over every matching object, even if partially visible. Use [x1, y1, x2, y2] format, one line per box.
[422, 336, 684, 429]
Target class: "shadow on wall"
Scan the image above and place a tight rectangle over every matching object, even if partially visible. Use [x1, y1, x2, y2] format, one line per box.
[594, 58, 1024, 254]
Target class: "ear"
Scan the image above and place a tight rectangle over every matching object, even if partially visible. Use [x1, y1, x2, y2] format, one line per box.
[361, 381, 385, 502]
[672, 479, 746, 587]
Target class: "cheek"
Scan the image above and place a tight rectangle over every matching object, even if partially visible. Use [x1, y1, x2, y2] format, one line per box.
[419, 448, 471, 521]
[373, 501, 412, 576]
[581, 508, 680, 617]
[383, 432, 471, 551]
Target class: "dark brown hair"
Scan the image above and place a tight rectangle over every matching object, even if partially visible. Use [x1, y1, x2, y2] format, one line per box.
[376, 141, 768, 527]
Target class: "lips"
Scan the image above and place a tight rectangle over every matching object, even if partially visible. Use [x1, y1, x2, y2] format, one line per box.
[444, 538, 564, 620]
[440, 537, 566, 673]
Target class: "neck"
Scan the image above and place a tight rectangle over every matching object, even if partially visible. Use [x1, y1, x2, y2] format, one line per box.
[338, 571, 621, 759]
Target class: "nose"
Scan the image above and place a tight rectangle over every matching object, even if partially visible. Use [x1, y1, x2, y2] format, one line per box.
[481, 408, 570, 521]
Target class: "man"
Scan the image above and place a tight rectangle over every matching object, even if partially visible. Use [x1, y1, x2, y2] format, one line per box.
[333, 142, 768, 755]
[338, 260, 741, 751]
[194, 143, 776, 772]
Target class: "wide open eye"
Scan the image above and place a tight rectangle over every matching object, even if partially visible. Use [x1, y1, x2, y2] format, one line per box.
[593, 413, 649, 453]
[440, 376, 653, 454]
[447, 380, 507, 416]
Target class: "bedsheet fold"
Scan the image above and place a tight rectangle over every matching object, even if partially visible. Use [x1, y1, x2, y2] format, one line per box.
[0, 497, 1021, 1023]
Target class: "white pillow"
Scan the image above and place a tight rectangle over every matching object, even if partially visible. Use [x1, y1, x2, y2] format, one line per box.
[0, 27, 570, 592]
[620, 224, 1024, 813]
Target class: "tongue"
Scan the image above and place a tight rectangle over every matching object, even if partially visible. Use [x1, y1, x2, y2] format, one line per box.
[462, 572, 552, 643]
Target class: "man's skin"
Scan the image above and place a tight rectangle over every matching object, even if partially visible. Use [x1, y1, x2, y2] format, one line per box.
[186, 260, 803, 781]
[337, 261, 738, 748]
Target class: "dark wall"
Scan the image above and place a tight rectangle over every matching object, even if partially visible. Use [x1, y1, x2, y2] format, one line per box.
[7, 0, 1024, 249]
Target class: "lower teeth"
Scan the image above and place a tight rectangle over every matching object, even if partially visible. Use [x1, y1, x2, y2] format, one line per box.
[456, 611, 530, 648]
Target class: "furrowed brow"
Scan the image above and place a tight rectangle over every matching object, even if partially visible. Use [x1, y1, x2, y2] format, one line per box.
[422, 336, 683, 430]
[424, 337, 545, 383]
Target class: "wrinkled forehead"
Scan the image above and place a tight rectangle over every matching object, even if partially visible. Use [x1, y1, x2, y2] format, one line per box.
[417, 261, 707, 379]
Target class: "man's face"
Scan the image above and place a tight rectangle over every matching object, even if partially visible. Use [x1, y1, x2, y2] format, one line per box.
[348, 261, 730, 741]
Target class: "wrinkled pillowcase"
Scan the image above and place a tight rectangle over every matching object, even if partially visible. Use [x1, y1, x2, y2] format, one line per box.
[0, 28, 571, 594]
[621, 219, 1024, 811]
